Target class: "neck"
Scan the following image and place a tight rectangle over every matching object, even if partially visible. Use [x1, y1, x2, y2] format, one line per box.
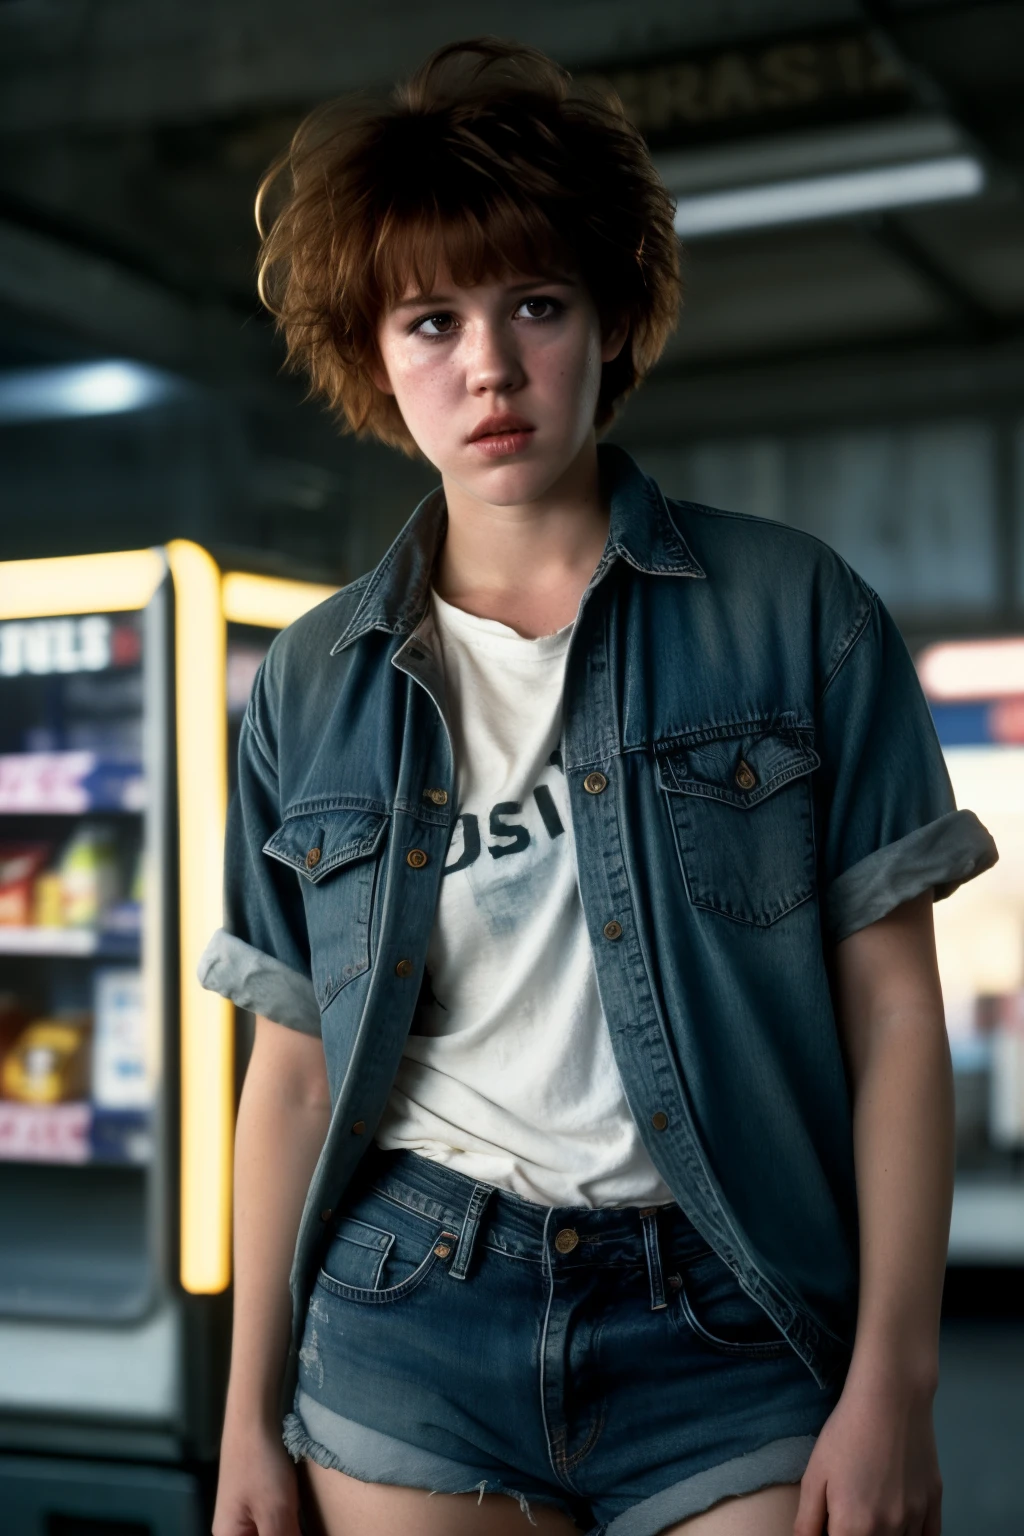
[433, 438, 609, 637]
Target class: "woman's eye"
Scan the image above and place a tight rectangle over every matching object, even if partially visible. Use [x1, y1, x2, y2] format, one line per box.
[516, 296, 563, 321]
[414, 313, 457, 337]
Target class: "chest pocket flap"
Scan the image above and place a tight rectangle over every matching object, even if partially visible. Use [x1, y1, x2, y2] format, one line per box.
[658, 729, 819, 809]
[657, 726, 819, 927]
[264, 807, 388, 883]
[264, 807, 389, 1008]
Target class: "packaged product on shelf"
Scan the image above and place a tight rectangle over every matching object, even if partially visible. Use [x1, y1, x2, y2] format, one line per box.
[91, 968, 149, 1109]
[32, 869, 65, 928]
[0, 845, 53, 925]
[58, 822, 120, 927]
[1, 1015, 92, 1103]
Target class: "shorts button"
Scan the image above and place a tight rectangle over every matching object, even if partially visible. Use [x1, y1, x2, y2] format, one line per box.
[651, 1110, 669, 1131]
[433, 1242, 452, 1259]
[320, 1207, 333, 1222]
[395, 959, 414, 977]
[305, 847, 321, 869]
[734, 759, 757, 791]
[554, 1228, 579, 1254]
[603, 919, 623, 941]
[425, 788, 449, 806]
[583, 771, 608, 795]
[406, 848, 429, 868]
[351, 1120, 365, 1135]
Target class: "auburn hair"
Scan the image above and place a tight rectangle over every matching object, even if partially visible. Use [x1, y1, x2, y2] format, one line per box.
[256, 38, 681, 454]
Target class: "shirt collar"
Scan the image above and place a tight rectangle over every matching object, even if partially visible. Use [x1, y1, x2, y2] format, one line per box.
[331, 443, 705, 655]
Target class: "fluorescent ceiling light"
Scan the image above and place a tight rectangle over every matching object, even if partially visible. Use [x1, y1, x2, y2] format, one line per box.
[672, 153, 985, 238]
[0, 360, 177, 424]
[917, 638, 1024, 702]
[672, 152, 982, 236]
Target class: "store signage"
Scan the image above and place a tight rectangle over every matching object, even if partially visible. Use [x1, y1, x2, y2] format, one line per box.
[593, 28, 910, 145]
[931, 698, 1024, 748]
[0, 752, 145, 813]
[0, 615, 115, 676]
[0, 1101, 91, 1163]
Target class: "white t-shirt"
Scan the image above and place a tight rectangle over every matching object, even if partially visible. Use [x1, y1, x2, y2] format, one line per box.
[375, 589, 673, 1208]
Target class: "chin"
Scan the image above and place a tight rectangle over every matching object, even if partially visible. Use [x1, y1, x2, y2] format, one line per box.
[455, 453, 576, 508]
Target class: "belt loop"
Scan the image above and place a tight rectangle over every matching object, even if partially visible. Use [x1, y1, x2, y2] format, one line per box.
[640, 1207, 667, 1311]
[448, 1182, 494, 1281]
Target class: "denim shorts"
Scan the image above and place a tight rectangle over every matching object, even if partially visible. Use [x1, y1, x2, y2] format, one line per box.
[283, 1149, 842, 1535]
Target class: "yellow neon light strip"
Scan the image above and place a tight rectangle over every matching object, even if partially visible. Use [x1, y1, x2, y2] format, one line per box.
[221, 570, 338, 630]
[167, 541, 233, 1295]
[0, 548, 166, 619]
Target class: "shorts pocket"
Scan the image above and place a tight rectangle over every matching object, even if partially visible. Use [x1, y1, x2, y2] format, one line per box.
[317, 1194, 456, 1305]
[674, 1248, 792, 1358]
[657, 720, 819, 927]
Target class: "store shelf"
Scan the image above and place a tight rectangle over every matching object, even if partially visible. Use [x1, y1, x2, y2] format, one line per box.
[0, 926, 139, 958]
[0, 751, 144, 814]
[0, 1102, 152, 1166]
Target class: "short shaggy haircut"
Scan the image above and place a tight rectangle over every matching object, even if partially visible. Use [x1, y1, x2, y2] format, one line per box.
[256, 38, 681, 454]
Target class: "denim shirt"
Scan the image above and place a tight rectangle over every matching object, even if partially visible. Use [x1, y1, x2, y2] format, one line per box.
[200, 444, 997, 1390]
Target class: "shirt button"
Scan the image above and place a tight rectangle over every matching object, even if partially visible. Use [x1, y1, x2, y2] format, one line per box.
[583, 771, 608, 795]
[425, 788, 449, 806]
[320, 1207, 333, 1222]
[395, 959, 414, 977]
[554, 1228, 579, 1253]
[603, 919, 623, 941]
[305, 847, 322, 869]
[651, 1110, 669, 1131]
[351, 1120, 366, 1135]
[734, 759, 757, 791]
[406, 848, 429, 868]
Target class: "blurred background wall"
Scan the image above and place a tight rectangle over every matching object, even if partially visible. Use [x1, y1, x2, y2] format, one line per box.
[1, 3, 1024, 1533]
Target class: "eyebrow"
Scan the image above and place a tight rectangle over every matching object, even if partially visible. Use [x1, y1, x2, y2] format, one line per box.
[391, 275, 577, 312]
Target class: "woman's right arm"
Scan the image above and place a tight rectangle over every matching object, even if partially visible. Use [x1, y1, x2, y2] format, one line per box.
[213, 1014, 332, 1536]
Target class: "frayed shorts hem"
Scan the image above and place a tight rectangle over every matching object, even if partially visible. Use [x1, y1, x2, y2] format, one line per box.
[281, 1408, 564, 1526]
[282, 1397, 817, 1536]
[596, 1433, 815, 1534]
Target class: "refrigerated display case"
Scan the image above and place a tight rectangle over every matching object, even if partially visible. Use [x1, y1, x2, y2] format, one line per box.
[0, 547, 335, 1535]
[918, 637, 1024, 1266]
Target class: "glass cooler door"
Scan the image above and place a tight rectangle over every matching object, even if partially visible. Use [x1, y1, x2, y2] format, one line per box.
[0, 576, 168, 1324]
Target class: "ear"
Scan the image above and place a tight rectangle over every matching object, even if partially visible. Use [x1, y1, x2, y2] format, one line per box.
[600, 315, 629, 365]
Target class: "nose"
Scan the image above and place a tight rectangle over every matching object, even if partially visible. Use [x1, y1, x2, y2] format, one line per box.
[465, 317, 525, 396]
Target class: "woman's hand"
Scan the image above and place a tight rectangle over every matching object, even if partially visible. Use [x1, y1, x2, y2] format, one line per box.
[793, 1364, 942, 1536]
[212, 1417, 302, 1536]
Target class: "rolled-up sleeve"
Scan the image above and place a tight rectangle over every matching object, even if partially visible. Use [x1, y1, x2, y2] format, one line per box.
[198, 661, 321, 1036]
[817, 585, 998, 943]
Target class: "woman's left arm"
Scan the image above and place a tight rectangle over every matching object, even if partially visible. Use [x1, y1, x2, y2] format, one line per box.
[794, 887, 952, 1536]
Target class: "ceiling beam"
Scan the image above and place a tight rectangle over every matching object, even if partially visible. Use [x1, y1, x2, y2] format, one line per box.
[0, 217, 291, 405]
[617, 332, 1024, 441]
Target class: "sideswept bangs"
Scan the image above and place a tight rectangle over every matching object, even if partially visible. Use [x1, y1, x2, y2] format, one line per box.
[257, 38, 681, 454]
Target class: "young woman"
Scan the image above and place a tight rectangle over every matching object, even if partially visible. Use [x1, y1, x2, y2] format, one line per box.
[203, 38, 997, 1536]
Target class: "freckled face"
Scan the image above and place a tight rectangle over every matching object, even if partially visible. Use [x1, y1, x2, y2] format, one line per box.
[375, 272, 625, 507]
